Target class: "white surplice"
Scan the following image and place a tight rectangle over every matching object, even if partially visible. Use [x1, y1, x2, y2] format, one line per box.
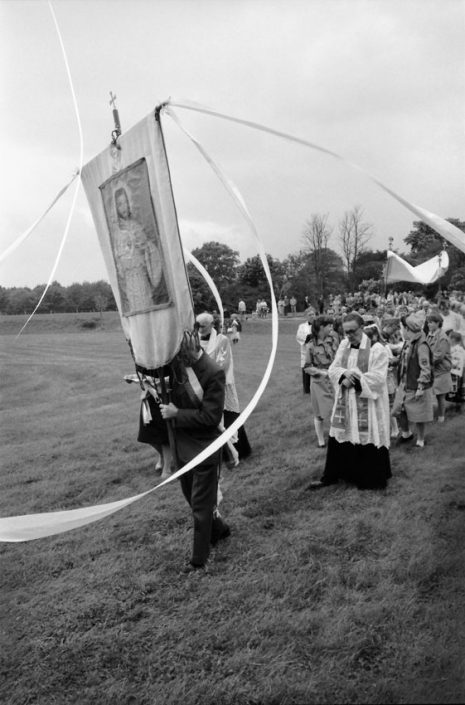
[328, 333, 390, 449]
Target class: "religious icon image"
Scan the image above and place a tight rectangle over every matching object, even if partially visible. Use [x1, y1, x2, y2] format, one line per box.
[100, 158, 171, 316]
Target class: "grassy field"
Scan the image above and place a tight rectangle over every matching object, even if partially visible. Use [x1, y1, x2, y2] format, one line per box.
[1, 313, 465, 705]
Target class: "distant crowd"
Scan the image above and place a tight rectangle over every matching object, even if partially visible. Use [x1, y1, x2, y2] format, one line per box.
[140, 288, 465, 570]
[296, 289, 465, 455]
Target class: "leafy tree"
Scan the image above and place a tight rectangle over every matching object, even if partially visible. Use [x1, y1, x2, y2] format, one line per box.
[281, 247, 346, 309]
[32, 281, 67, 313]
[6, 287, 36, 314]
[237, 254, 286, 301]
[352, 249, 386, 290]
[404, 219, 465, 292]
[0, 286, 9, 314]
[188, 241, 241, 313]
[187, 262, 215, 313]
[191, 242, 240, 287]
[66, 283, 87, 312]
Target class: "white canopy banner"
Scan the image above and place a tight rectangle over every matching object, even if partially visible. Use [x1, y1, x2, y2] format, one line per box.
[385, 250, 449, 285]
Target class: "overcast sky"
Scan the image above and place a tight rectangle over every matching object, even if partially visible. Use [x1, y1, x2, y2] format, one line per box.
[1, 0, 464, 287]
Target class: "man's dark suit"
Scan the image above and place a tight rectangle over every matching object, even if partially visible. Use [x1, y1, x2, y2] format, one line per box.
[138, 351, 230, 567]
[172, 351, 230, 566]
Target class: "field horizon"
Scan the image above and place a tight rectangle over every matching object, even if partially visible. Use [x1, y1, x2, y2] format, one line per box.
[1, 313, 465, 705]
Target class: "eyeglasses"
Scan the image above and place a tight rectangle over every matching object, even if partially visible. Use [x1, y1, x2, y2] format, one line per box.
[344, 327, 360, 334]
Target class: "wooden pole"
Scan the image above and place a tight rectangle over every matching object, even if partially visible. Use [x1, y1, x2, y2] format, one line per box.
[158, 368, 178, 471]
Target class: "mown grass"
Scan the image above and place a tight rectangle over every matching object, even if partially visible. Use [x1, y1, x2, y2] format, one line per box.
[1, 314, 465, 704]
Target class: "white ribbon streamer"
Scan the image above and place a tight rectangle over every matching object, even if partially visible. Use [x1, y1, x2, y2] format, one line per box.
[183, 248, 224, 329]
[7, 97, 460, 541]
[0, 113, 278, 542]
[166, 97, 465, 254]
[15, 2, 84, 339]
[0, 171, 79, 265]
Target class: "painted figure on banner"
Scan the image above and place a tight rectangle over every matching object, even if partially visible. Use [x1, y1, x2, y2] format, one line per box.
[100, 158, 170, 317]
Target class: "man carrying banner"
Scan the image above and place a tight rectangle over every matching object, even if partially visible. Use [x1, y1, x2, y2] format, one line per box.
[158, 332, 231, 573]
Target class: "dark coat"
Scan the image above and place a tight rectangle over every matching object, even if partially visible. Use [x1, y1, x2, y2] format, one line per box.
[137, 352, 225, 467]
[173, 352, 225, 466]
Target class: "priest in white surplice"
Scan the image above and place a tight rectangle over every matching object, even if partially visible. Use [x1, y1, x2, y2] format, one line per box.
[308, 312, 391, 490]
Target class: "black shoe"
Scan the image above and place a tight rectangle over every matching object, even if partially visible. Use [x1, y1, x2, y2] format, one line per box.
[397, 433, 414, 444]
[182, 561, 207, 574]
[211, 526, 231, 546]
[305, 480, 326, 491]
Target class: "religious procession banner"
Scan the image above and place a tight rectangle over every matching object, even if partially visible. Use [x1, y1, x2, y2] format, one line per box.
[385, 249, 449, 285]
[81, 112, 194, 370]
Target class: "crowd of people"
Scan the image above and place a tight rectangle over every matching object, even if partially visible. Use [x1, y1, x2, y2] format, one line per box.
[297, 290, 465, 481]
[134, 287, 465, 572]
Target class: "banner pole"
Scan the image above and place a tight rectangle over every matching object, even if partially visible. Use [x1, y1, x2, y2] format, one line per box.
[158, 369, 179, 472]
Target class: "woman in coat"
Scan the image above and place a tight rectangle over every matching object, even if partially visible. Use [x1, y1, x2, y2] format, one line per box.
[426, 311, 453, 423]
[395, 312, 434, 448]
[304, 315, 338, 447]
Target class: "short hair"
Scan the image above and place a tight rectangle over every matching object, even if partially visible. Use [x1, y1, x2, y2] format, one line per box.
[178, 329, 202, 365]
[364, 323, 385, 343]
[343, 312, 364, 328]
[426, 312, 443, 327]
[312, 315, 334, 338]
[449, 331, 463, 344]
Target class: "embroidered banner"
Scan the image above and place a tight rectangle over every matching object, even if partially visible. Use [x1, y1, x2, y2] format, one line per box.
[81, 113, 194, 370]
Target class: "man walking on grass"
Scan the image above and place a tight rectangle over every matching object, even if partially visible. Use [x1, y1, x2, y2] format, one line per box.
[158, 332, 231, 573]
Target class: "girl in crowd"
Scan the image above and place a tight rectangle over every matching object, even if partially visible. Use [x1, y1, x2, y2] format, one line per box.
[304, 315, 338, 447]
[365, 324, 400, 438]
[426, 311, 453, 423]
[395, 312, 434, 448]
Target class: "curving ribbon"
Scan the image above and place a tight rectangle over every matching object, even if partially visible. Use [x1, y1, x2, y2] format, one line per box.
[3, 96, 463, 541]
[13, 1, 85, 339]
[166, 97, 465, 255]
[0, 171, 79, 265]
[0, 113, 278, 542]
[183, 248, 224, 330]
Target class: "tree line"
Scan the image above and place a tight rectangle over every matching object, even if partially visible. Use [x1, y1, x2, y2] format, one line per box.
[2, 207, 464, 315]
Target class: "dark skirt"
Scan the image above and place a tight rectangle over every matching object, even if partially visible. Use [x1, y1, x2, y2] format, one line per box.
[223, 410, 251, 459]
[321, 437, 392, 489]
[137, 395, 169, 446]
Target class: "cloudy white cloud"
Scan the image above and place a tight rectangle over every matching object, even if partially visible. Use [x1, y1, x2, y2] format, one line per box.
[1, 0, 463, 287]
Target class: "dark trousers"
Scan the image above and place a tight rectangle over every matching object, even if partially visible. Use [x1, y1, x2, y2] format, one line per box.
[302, 368, 310, 394]
[180, 461, 227, 566]
[223, 410, 252, 459]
